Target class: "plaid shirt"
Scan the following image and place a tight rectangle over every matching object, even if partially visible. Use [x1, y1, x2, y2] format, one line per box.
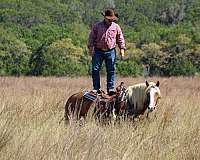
[88, 21, 125, 50]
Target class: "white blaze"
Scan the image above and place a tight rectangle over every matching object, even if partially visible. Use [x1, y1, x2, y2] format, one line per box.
[148, 87, 157, 110]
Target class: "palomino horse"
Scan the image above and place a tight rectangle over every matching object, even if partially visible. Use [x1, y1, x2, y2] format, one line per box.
[64, 82, 126, 125]
[125, 81, 161, 119]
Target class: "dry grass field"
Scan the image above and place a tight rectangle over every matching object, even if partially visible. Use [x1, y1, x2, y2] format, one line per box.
[0, 76, 200, 160]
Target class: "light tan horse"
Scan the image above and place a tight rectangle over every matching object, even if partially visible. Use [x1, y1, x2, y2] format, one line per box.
[125, 81, 161, 119]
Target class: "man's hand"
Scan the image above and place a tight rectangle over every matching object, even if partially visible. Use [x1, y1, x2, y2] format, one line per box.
[88, 47, 94, 56]
[119, 49, 125, 60]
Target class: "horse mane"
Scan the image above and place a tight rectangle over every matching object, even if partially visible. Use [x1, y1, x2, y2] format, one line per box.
[126, 82, 156, 110]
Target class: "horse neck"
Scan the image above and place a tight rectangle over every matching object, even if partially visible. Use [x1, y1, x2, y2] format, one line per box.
[131, 85, 147, 110]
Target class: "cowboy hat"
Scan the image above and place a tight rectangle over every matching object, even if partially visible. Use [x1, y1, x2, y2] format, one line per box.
[101, 9, 118, 21]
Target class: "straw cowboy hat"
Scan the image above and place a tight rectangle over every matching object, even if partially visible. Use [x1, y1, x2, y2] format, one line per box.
[101, 9, 118, 21]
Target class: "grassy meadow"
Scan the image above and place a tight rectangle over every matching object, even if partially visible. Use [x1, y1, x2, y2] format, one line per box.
[0, 76, 200, 160]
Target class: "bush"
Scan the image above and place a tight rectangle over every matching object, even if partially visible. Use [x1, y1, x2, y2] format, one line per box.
[167, 58, 197, 76]
[41, 38, 88, 76]
[42, 59, 88, 76]
[141, 43, 168, 76]
[0, 27, 31, 75]
[116, 59, 143, 77]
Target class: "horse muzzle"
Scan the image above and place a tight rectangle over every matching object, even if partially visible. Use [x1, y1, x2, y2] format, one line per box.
[147, 106, 155, 112]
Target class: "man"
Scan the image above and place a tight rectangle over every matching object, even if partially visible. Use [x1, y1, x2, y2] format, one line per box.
[88, 9, 125, 95]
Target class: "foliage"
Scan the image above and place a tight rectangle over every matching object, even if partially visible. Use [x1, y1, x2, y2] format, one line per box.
[0, 27, 31, 75]
[167, 57, 197, 76]
[141, 43, 168, 76]
[116, 59, 144, 77]
[184, 44, 200, 72]
[41, 38, 87, 76]
[0, 0, 200, 76]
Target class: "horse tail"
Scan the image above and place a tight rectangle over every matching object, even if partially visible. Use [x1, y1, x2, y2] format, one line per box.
[64, 93, 77, 125]
[64, 98, 70, 125]
[64, 92, 83, 125]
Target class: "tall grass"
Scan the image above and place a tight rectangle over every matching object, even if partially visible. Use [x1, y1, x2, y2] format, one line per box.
[0, 76, 199, 160]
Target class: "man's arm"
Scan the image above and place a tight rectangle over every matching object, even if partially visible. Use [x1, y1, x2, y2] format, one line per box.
[119, 48, 125, 60]
[88, 47, 94, 56]
[116, 25, 125, 60]
[87, 24, 97, 56]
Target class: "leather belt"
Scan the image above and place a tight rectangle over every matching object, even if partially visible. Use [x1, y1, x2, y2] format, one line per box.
[95, 48, 115, 52]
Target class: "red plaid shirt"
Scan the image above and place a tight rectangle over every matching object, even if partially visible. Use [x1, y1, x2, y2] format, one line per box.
[88, 21, 125, 50]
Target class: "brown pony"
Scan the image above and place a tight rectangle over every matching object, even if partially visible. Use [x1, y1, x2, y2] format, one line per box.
[64, 82, 126, 125]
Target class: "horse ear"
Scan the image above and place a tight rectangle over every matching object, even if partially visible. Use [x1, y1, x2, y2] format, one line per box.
[146, 81, 149, 87]
[156, 81, 160, 87]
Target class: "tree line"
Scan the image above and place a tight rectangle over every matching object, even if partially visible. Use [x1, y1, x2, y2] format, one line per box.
[0, 0, 200, 76]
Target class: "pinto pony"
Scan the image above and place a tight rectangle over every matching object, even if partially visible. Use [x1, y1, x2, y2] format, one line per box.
[64, 82, 126, 125]
[125, 81, 161, 119]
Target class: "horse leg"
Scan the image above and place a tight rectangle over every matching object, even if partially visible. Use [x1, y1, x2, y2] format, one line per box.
[123, 100, 132, 121]
[65, 101, 75, 125]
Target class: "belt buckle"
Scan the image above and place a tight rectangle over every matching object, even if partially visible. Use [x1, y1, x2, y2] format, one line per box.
[101, 48, 108, 51]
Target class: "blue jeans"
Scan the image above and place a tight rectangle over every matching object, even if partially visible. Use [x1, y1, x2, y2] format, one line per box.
[92, 48, 116, 92]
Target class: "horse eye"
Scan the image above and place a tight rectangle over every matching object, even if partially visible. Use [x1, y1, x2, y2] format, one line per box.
[155, 92, 161, 98]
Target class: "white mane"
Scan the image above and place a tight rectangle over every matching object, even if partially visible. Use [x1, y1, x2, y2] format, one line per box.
[125, 82, 156, 111]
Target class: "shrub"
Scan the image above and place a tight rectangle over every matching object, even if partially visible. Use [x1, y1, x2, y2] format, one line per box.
[42, 59, 88, 76]
[0, 27, 31, 75]
[167, 58, 197, 76]
[41, 38, 88, 76]
[141, 43, 168, 76]
[116, 59, 143, 77]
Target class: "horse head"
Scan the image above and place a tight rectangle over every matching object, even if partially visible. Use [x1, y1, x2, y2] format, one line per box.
[145, 81, 161, 113]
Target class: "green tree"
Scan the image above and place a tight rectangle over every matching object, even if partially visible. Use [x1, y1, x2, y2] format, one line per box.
[116, 59, 143, 77]
[42, 38, 87, 76]
[167, 57, 197, 76]
[0, 27, 31, 75]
